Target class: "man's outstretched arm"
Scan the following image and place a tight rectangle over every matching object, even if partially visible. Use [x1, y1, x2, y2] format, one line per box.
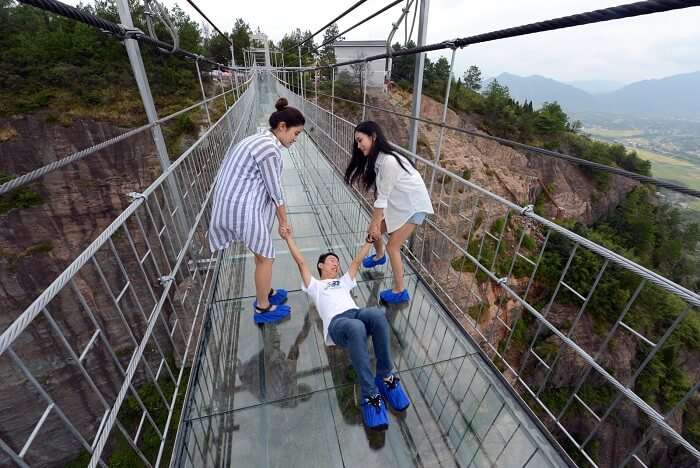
[348, 237, 375, 281]
[285, 236, 312, 288]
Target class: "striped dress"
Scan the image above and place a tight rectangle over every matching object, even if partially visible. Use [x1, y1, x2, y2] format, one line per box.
[209, 129, 285, 258]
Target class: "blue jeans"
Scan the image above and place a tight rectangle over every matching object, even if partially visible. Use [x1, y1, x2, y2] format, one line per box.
[328, 307, 393, 399]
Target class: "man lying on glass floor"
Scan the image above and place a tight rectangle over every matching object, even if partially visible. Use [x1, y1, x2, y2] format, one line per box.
[283, 233, 411, 430]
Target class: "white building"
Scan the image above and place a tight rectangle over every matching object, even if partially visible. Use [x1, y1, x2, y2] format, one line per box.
[333, 40, 387, 88]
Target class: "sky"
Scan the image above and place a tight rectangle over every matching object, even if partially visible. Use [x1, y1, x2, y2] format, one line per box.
[67, 0, 700, 84]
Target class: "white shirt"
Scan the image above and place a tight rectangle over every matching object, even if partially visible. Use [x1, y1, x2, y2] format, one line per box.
[374, 152, 434, 233]
[301, 273, 358, 345]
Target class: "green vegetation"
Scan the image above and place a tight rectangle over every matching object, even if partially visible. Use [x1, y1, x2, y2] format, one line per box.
[390, 57, 652, 188]
[452, 216, 539, 285]
[67, 366, 190, 468]
[0, 240, 53, 272]
[0, 172, 43, 214]
[533, 185, 699, 418]
[450, 255, 472, 272]
[633, 148, 700, 210]
[0, 0, 252, 125]
[467, 304, 484, 323]
[684, 402, 700, 448]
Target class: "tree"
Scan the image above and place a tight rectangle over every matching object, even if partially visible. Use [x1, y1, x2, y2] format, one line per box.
[534, 102, 568, 135]
[463, 65, 482, 91]
[319, 23, 342, 79]
[279, 28, 316, 68]
[432, 56, 451, 82]
[483, 79, 511, 107]
[231, 18, 251, 66]
[206, 33, 232, 65]
[390, 40, 416, 87]
[169, 5, 203, 52]
[320, 23, 342, 66]
[481, 79, 519, 137]
[299, 29, 317, 65]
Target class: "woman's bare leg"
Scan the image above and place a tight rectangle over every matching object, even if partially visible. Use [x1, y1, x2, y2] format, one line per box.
[254, 253, 274, 308]
[372, 220, 388, 259]
[386, 223, 417, 292]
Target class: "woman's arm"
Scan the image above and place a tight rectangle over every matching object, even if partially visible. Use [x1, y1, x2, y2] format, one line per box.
[276, 204, 291, 238]
[254, 145, 291, 236]
[369, 156, 401, 240]
[368, 207, 383, 241]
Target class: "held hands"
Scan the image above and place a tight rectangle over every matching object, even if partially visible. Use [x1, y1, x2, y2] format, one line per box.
[279, 223, 292, 240]
[367, 222, 381, 243]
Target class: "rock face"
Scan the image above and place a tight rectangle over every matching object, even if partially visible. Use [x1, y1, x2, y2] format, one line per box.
[0, 115, 165, 467]
[0, 114, 162, 312]
[363, 89, 690, 467]
[366, 89, 637, 225]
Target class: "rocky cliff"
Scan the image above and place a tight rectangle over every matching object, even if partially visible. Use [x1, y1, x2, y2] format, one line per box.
[359, 89, 699, 467]
[365, 88, 637, 225]
[0, 114, 165, 466]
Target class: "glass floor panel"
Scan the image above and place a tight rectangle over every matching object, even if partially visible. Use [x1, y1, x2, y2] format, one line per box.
[177, 359, 559, 468]
[173, 77, 568, 467]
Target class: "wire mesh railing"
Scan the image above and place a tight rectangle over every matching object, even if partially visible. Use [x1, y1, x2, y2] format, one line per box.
[274, 72, 700, 468]
[0, 76, 257, 468]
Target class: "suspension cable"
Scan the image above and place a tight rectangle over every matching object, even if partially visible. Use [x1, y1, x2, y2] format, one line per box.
[183, 0, 232, 46]
[313, 0, 700, 69]
[300, 86, 700, 198]
[284, 0, 368, 52]
[16, 0, 231, 70]
[144, 0, 179, 53]
[310, 0, 404, 54]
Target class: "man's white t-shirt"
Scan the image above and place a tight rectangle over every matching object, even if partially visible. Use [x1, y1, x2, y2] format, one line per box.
[301, 272, 358, 346]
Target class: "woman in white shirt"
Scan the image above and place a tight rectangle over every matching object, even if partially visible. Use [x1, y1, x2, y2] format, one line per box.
[344, 121, 433, 304]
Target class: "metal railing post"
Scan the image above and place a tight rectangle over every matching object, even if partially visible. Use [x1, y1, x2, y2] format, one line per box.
[315, 67, 319, 107]
[331, 67, 335, 115]
[195, 59, 212, 127]
[230, 45, 240, 102]
[428, 46, 456, 195]
[299, 45, 305, 114]
[114, 0, 187, 239]
[408, 0, 429, 153]
[218, 67, 228, 109]
[362, 61, 369, 121]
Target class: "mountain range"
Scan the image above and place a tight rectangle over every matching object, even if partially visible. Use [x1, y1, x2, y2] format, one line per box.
[486, 71, 700, 119]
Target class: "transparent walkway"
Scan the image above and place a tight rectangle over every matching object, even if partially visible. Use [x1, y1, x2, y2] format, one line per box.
[172, 78, 569, 468]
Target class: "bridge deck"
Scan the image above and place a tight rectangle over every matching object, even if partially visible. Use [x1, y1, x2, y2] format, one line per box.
[172, 79, 567, 468]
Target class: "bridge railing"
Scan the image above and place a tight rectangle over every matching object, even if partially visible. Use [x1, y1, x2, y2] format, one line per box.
[274, 73, 700, 468]
[0, 76, 257, 468]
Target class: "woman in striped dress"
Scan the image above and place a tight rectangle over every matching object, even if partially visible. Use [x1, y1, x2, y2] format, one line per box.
[210, 97, 305, 324]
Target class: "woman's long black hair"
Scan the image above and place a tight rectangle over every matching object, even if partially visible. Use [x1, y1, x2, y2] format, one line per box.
[344, 121, 413, 191]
